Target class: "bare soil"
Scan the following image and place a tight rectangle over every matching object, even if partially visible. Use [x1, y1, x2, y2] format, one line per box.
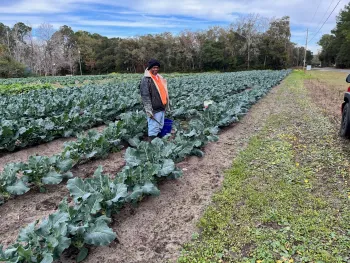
[0, 137, 74, 171]
[0, 83, 283, 263]
[304, 79, 343, 125]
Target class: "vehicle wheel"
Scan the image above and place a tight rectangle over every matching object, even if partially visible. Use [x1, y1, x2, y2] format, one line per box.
[340, 103, 350, 137]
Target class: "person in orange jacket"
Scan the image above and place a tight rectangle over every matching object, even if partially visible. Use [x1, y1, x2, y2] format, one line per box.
[140, 59, 170, 140]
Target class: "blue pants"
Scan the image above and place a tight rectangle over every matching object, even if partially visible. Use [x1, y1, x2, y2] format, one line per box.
[147, 111, 164, 136]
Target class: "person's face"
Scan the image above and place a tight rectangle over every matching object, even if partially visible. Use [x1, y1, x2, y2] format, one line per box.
[150, 66, 159, 75]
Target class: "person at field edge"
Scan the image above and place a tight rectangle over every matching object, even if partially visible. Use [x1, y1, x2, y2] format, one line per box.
[140, 59, 170, 141]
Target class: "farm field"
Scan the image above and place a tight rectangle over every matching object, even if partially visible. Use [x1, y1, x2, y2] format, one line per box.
[1, 70, 348, 263]
[2, 0, 350, 262]
[0, 70, 290, 262]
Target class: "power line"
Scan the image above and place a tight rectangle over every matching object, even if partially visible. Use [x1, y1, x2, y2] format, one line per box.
[308, 0, 335, 42]
[310, 0, 323, 24]
[308, 0, 341, 44]
[312, 0, 336, 34]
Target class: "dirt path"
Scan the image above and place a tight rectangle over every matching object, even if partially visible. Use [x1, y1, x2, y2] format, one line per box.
[0, 138, 74, 171]
[57, 84, 285, 263]
[312, 67, 350, 73]
[0, 125, 107, 171]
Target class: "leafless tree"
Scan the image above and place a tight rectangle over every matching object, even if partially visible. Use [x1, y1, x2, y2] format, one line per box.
[37, 23, 57, 75]
[230, 14, 267, 69]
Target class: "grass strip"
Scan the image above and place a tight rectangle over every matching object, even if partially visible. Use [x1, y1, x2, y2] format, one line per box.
[178, 71, 350, 263]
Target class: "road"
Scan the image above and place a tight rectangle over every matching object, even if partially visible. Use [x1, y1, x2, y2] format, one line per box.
[311, 67, 350, 73]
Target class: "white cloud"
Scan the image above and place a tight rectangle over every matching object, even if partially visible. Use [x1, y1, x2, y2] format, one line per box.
[0, 0, 345, 49]
[76, 20, 179, 28]
[0, 0, 63, 13]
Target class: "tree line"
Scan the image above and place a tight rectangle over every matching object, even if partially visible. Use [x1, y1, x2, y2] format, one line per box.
[0, 15, 313, 78]
[318, 3, 350, 68]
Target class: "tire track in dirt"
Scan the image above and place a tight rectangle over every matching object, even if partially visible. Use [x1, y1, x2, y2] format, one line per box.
[58, 84, 285, 263]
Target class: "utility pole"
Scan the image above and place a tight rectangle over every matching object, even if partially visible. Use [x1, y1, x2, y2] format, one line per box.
[303, 28, 309, 71]
[297, 47, 299, 67]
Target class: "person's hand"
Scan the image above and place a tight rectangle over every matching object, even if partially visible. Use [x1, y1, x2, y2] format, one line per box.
[146, 111, 154, 118]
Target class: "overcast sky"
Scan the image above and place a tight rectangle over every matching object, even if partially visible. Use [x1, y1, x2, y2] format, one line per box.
[0, 0, 346, 53]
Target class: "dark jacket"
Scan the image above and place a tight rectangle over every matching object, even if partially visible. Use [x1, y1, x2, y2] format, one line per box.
[140, 70, 170, 114]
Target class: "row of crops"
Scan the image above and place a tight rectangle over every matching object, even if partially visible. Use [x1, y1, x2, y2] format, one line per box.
[0, 72, 197, 86]
[0, 74, 141, 95]
[0, 83, 141, 150]
[1, 71, 286, 151]
[0, 70, 290, 203]
[0, 70, 290, 262]
[0, 73, 194, 95]
[0, 74, 138, 86]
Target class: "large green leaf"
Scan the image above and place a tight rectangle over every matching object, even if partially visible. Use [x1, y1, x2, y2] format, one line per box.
[0, 245, 14, 261]
[84, 193, 104, 214]
[125, 182, 160, 202]
[162, 143, 176, 158]
[67, 177, 92, 202]
[38, 211, 69, 237]
[158, 159, 175, 177]
[18, 127, 27, 135]
[141, 182, 160, 196]
[83, 221, 116, 246]
[125, 185, 144, 202]
[110, 183, 128, 203]
[124, 147, 141, 167]
[44, 120, 55, 130]
[18, 221, 37, 242]
[175, 144, 194, 159]
[56, 158, 74, 172]
[85, 151, 98, 159]
[63, 171, 73, 179]
[144, 162, 161, 177]
[76, 247, 89, 263]
[193, 139, 203, 147]
[127, 137, 140, 147]
[42, 171, 63, 185]
[191, 148, 204, 157]
[151, 137, 164, 148]
[54, 236, 71, 257]
[49, 212, 70, 228]
[40, 252, 53, 263]
[6, 180, 30, 195]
